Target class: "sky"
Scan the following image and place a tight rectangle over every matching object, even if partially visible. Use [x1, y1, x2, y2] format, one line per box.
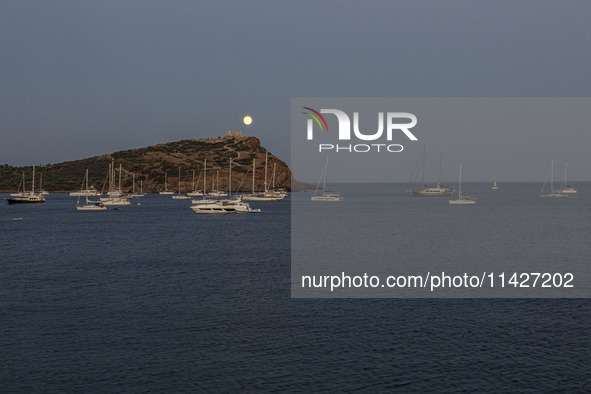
[1, 1, 590, 181]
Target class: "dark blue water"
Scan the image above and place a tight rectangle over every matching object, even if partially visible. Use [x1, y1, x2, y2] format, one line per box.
[1, 191, 590, 392]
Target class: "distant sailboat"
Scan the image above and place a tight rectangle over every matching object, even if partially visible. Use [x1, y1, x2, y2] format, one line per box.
[107, 161, 124, 197]
[5, 165, 46, 204]
[9, 172, 27, 197]
[449, 164, 476, 205]
[558, 163, 577, 194]
[159, 171, 174, 194]
[172, 167, 190, 199]
[492, 177, 499, 190]
[311, 157, 343, 202]
[191, 159, 216, 205]
[76, 170, 106, 211]
[541, 160, 568, 199]
[187, 169, 204, 197]
[409, 146, 454, 196]
[129, 174, 145, 197]
[242, 152, 286, 201]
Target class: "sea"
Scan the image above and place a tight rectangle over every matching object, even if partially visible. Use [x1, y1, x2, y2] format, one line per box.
[1, 186, 590, 392]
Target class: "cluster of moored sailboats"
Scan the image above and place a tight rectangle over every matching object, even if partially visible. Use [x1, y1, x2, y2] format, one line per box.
[309, 145, 580, 205]
[4, 149, 581, 211]
[69, 153, 288, 214]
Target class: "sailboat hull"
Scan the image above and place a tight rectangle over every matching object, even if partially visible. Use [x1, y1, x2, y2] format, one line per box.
[242, 195, 285, 201]
[449, 198, 476, 205]
[412, 188, 454, 196]
[540, 193, 569, 199]
[6, 197, 46, 204]
[77, 204, 107, 211]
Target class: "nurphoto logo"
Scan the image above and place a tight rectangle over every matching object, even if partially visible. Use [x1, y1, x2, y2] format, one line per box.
[303, 107, 418, 153]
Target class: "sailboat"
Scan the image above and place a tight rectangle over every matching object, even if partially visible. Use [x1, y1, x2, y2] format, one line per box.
[242, 152, 286, 201]
[191, 159, 216, 205]
[159, 171, 174, 194]
[540, 160, 568, 199]
[409, 146, 454, 196]
[129, 174, 145, 197]
[172, 167, 191, 199]
[190, 158, 260, 213]
[558, 163, 577, 194]
[100, 162, 131, 205]
[207, 171, 228, 197]
[492, 177, 499, 190]
[449, 164, 476, 205]
[107, 161, 124, 197]
[5, 165, 46, 204]
[38, 172, 49, 195]
[9, 172, 27, 197]
[311, 157, 343, 201]
[76, 170, 106, 211]
[187, 169, 204, 197]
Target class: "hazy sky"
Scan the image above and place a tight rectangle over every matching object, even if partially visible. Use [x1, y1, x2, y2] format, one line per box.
[1, 1, 590, 180]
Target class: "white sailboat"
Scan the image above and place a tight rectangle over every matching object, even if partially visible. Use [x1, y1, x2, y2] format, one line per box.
[5, 165, 46, 204]
[449, 164, 476, 205]
[242, 152, 286, 201]
[159, 171, 174, 194]
[558, 163, 577, 194]
[107, 161, 124, 197]
[129, 174, 145, 197]
[311, 157, 343, 202]
[38, 172, 49, 195]
[100, 162, 131, 205]
[187, 169, 204, 197]
[172, 167, 191, 199]
[76, 170, 107, 211]
[409, 147, 454, 196]
[207, 171, 228, 197]
[492, 177, 499, 190]
[191, 159, 216, 204]
[9, 172, 27, 197]
[541, 160, 568, 199]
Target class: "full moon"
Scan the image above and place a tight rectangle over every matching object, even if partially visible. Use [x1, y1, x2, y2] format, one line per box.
[243, 115, 253, 125]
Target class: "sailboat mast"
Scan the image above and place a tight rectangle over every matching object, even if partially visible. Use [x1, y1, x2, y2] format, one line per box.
[252, 158, 256, 194]
[229, 158, 232, 196]
[133, 173, 136, 194]
[203, 159, 207, 199]
[551, 160, 554, 191]
[422, 145, 426, 187]
[439, 152, 442, 186]
[564, 163, 568, 188]
[264, 151, 268, 192]
[324, 157, 328, 193]
[272, 163, 276, 189]
[85, 169, 89, 204]
[119, 164, 122, 191]
[192, 169, 195, 192]
[32, 165, 36, 193]
[458, 164, 462, 199]
[178, 167, 181, 194]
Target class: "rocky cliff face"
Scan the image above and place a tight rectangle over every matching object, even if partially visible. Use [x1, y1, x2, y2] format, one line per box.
[0, 137, 295, 193]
